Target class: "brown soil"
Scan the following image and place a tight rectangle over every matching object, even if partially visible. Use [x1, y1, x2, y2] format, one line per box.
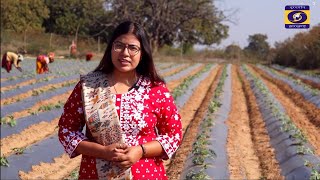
[166, 65, 223, 179]
[250, 65, 320, 129]
[237, 66, 284, 179]
[226, 65, 261, 179]
[248, 66, 320, 155]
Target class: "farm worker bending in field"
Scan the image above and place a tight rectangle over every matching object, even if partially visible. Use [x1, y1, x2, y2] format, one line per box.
[36, 52, 54, 74]
[58, 21, 182, 179]
[1, 51, 24, 73]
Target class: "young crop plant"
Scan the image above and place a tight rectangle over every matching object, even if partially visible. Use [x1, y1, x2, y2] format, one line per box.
[310, 168, 320, 180]
[2, 115, 17, 127]
[12, 147, 26, 155]
[38, 101, 65, 112]
[28, 110, 39, 116]
[297, 146, 314, 155]
[32, 89, 44, 96]
[8, 118, 17, 127]
[208, 101, 221, 113]
[67, 169, 80, 180]
[186, 169, 211, 180]
[172, 64, 213, 100]
[0, 156, 9, 167]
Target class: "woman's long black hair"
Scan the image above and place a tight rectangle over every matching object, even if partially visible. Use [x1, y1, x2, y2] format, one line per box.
[94, 21, 163, 85]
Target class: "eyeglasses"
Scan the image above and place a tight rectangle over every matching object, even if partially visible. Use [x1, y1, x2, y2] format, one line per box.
[113, 41, 141, 56]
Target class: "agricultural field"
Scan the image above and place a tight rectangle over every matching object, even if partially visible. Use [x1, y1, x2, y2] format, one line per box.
[1, 58, 320, 179]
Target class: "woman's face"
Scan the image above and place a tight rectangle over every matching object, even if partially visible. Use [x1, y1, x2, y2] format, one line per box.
[111, 33, 142, 73]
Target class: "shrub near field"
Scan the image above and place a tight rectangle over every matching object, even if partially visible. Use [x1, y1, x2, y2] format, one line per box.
[1, 61, 320, 179]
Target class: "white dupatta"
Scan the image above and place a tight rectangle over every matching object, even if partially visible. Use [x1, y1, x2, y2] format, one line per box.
[81, 71, 131, 179]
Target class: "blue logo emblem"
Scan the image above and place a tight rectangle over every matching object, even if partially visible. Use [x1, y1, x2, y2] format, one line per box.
[287, 11, 308, 23]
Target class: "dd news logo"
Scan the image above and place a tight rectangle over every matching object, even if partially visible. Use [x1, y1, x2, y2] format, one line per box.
[285, 5, 310, 29]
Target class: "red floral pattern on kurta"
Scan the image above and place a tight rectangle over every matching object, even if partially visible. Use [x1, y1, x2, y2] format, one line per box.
[58, 76, 182, 180]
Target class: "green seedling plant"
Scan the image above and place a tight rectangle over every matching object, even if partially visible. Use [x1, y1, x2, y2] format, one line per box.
[172, 64, 213, 100]
[12, 147, 26, 155]
[66, 169, 80, 180]
[186, 169, 211, 180]
[8, 118, 17, 127]
[0, 156, 9, 167]
[297, 146, 314, 155]
[261, 65, 319, 96]
[310, 168, 320, 180]
[2, 115, 17, 127]
[242, 64, 317, 172]
[32, 89, 44, 96]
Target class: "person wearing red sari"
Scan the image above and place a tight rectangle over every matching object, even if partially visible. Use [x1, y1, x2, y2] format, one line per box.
[1, 51, 23, 73]
[58, 21, 182, 180]
[36, 52, 54, 74]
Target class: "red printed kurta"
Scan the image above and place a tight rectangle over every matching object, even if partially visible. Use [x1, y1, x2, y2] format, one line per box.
[58, 75, 182, 180]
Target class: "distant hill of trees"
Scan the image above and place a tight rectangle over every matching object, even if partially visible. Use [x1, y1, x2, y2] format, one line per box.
[224, 25, 320, 70]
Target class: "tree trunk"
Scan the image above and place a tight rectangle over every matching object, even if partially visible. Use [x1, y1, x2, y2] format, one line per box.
[75, 23, 80, 44]
[23, 30, 27, 52]
[151, 39, 158, 54]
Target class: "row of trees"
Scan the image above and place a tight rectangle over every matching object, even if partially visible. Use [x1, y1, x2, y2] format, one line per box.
[272, 25, 320, 69]
[224, 34, 270, 61]
[1, 0, 229, 53]
[224, 25, 320, 69]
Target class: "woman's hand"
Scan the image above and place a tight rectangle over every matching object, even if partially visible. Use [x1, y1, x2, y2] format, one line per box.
[112, 145, 143, 169]
[105, 143, 128, 161]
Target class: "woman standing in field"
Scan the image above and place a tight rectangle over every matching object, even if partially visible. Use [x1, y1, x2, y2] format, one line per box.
[36, 52, 54, 74]
[58, 21, 182, 179]
[1, 51, 24, 73]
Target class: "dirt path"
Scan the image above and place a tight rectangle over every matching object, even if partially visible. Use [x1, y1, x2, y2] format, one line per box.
[237, 66, 284, 179]
[226, 65, 261, 179]
[249, 66, 320, 155]
[166, 65, 223, 179]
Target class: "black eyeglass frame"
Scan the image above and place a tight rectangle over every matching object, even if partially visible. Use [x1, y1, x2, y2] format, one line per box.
[112, 41, 141, 56]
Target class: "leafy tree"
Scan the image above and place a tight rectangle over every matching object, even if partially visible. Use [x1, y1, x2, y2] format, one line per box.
[43, 0, 106, 38]
[273, 25, 320, 69]
[244, 33, 270, 60]
[225, 44, 242, 59]
[1, 0, 49, 50]
[100, 0, 229, 52]
[1, 0, 49, 32]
